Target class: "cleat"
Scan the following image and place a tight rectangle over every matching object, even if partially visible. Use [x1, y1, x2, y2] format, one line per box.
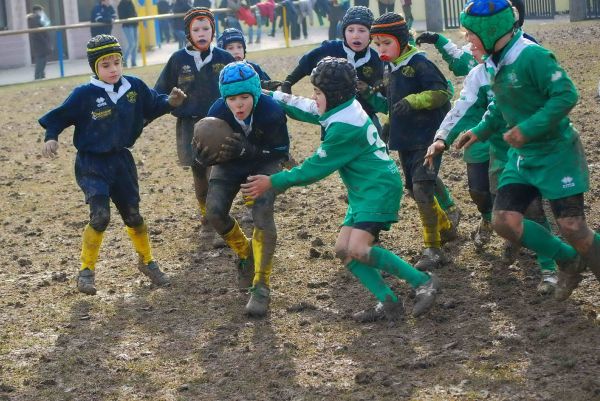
[138, 261, 170, 286]
[414, 247, 448, 271]
[554, 256, 585, 301]
[353, 295, 405, 323]
[537, 270, 558, 295]
[412, 273, 440, 317]
[245, 283, 270, 317]
[77, 268, 97, 295]
[501, 240, 520, 264]
[473, 218, 493, 250]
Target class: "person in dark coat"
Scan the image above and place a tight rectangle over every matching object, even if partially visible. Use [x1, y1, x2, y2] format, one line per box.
[117, 0, 138, 67]
[27, 5, 52, 80]
[90, 0, 117, 37]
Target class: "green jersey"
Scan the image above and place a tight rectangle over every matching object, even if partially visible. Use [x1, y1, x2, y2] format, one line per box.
[471, 32, 579, 158]
[270, 93, 403, 223]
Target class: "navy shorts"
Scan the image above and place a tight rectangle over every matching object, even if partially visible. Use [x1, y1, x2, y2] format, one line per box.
[399, 147, 442, 191]
[75, 149, 140, 205]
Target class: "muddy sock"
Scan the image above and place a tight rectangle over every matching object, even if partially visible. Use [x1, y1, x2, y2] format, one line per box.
[223, 219, 250, 259]
[482, 211, 492, 223]
[417, 201, 441, 248]
[251, 227, 275, 287]
[81, 224, 104, 270]
[434, 177, 455, 211]
[582, 232, 600, 281]
[520, 219, 577, 263]
[369, 246, 430, 288]
[535, 219, 557, 272]
[126, 223, 153, 265]
[434, 198, 452, 232]
[346, 260, 397, 302]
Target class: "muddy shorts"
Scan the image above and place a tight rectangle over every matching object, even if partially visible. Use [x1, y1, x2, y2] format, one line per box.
[498, 136, 589, 200]
[75, 148, 140, 205]
[398, 147, 442, 191]
[175, 116, 201, 166]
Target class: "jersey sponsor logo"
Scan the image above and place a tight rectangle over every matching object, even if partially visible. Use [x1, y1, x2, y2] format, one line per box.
[91, 108, 112, 120]
[316, 146, 327, 158]
[181, 65, 192, 74]
[401, 66, 415, 78]
[551, 71, 562, 82]
[96, 97, 107, 107]
[561, 176, 575, 189]
[361, 66, 374, 79]
[126, 91, 137, 103]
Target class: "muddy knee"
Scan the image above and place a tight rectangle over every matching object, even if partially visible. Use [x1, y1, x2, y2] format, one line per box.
[88, 196, 110, 232]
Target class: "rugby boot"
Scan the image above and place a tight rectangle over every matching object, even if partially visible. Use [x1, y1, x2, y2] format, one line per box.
[138, 261, 171, 286]
[412, 273, 441, 317]
[77, 268, 97, 295]
[501, 240, 520, 264]
[473, 218, 493, 250]
[414, 247, 448, 271]
[537, 270, 558, 295]
[245, 282, 270, 317]
[353, 295, 405, 323]
[554, 255, 585, 301]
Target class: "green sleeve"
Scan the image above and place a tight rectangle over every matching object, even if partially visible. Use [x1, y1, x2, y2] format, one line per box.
[271, 91, 321, 125]
[434, 35, 477, 77]
[270, 123, 362, 192]
[366, 92, 389, 114]
[471, 101, 507, 142]
[518, 49, 579, 140]
[405, 90, 452, 110]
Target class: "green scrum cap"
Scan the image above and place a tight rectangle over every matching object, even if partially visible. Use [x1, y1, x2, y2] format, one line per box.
[460, 0, 517, 54]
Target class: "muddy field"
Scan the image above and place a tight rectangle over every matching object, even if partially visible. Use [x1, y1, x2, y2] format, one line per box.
[1, 21, 600, 401]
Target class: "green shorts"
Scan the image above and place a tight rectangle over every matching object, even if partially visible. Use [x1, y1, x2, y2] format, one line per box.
[342, 204, 396, 231]
[498, 137, 589, 200]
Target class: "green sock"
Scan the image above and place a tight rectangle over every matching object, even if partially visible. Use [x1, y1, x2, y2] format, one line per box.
[521, 219, 577, 262]
[369, 246, 430, 288]
[535, 218, 557, 272]
[482, 211, 492, 222]
[434, 179, 455, 211]
[346, 260, 397, 302]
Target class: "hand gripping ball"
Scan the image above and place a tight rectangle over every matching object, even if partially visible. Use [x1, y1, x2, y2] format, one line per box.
[192, 117, 235, 164]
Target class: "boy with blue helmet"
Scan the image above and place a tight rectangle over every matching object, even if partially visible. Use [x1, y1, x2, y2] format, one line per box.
[456, 0, 600, 300]
[39, 35, 186, 295]
[201, 61, 290, 317]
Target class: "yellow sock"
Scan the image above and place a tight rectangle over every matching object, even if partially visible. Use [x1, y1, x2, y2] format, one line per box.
[223, 219, 250, 259]
[126, 223, 153, 265]
[417, 203, 441, 249]
[434, 198, 452, 232]
[198, 201, 207, 218]
[252, 227, 273, 287]
[81, 224, 104, 271]
[243, 195, 255, 208]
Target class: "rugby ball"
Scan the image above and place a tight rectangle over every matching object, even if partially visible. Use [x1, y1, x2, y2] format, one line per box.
[192, 117, 235, 164]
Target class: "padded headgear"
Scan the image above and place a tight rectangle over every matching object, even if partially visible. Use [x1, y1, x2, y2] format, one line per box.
[217, 28, 246, 54]
[184, 7, 215, 50]
[87, 34, 122, 77]
[310, 57, 357, 112]
[370, 13, 410, 51]
[460, 0, 517, 54]
[219, 61, 262, 108]
[341, 6, 374, 33]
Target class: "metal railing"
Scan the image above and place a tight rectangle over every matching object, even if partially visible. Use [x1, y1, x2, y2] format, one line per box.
[0, 6, 291, 77]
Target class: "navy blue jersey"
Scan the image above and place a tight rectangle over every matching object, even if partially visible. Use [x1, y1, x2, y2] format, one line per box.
[39, 75, 172, 153]
[207, 93, 289, 166]
[154, 46, 235, 119]
[248, 61, 270, 81]
[290, 40, 383, 116]
[387, 53, 451, 151]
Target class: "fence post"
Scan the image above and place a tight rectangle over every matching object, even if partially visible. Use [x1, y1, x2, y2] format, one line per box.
[425, 0, 445, 31]
[140, 21, 148, 66]
[56, 30, 65, 78]
[570, 0, 587, 20]
[282, 7, 290, 48]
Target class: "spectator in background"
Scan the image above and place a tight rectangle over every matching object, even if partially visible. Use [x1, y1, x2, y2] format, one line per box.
[296, 0, 314, 39]
[246, 0, 262, 44]
[377, 0, 394, 15]
[91, 0, 117, 37]
[172, 0, 192, 48]
[354, 0, 368, 7]
[401, 0, 413, 28]
[194, 0, 212, 6]
[157, 0, 173, 43]
[118, 0, 138, 67]
[27, 5, 52, 80]
[327, 0, 348, 40]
